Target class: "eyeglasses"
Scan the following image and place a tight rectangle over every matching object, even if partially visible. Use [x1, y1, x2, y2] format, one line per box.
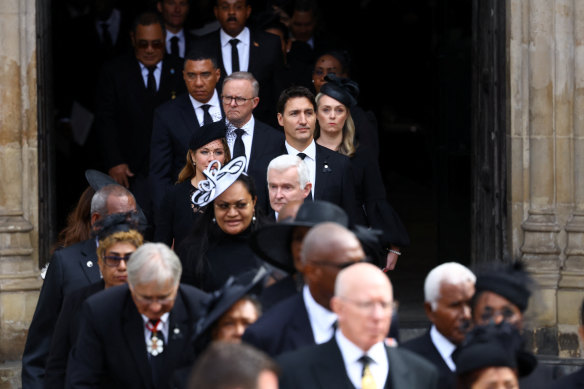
[341, 297, 397, 313]
[480, 307, 518, 323]
[136, 40, 164, 50]
[214, 201, 250, 211]
[221, 95, 255, 105]
[309, 258, 368, 270]
[103, 253, 133, 267]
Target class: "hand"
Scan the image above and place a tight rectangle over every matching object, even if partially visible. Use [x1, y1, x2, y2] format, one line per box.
[383, 246, 401, 271]
[108, 164, 134, 188]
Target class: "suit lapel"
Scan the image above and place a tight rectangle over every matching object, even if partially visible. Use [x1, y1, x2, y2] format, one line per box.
[289, 294, 316, 346]
[158, 58, 180, 102]
[158, 291, 190, 385]
[122, 296, 154, 389]
[78, 239, 101, 283]
[247, 31, 260, 74]
[386, 347, 413, 388]
[314, 145, 331, 200]
[311, 339, 355, 389]
[177, 94, 200, 138]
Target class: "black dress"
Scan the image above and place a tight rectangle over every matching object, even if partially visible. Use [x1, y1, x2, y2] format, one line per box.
[177, 225, 264, 292]
[154, 180, 204, 248]
[351, 144, 410, 248]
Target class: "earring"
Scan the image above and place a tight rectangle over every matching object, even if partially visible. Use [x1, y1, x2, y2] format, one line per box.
[212, 217, 216, 224]
[252, 214, 256, 224]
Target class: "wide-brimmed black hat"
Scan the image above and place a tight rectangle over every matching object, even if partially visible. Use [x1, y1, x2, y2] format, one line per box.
[189, 121, 227, 151]
[249, 201, 349, 273]
[320, 74, 359, 108]
[194, 266, 267, 340]
[85, 169, 118, 191]
[453, 322, 537, 377]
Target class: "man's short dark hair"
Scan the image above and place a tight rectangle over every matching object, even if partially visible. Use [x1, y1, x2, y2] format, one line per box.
[188, 342, 278, 389]
[184, 50, 219, 69]
[132, 12, 165, 35]
[276, 86, 316, 114]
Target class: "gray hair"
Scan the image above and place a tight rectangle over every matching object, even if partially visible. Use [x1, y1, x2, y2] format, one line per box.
[127, 243, 182, 287]
[424, 262, 476, 310]
[90, 184, 134, 216]
[223, 71, 260, 97]
[266, 154, 310, 189]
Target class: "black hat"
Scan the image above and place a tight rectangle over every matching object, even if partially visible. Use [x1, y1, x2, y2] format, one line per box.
[85, 169, 119, 191]
[194, 267, 267, 340]
[320, 74, 359, 108]
[475, 262, 532, 312]
[189, 121, 227, 151]
[249, 201, 349, 273]
[453, 322, 537, 377]
[93, 211, 148, 241]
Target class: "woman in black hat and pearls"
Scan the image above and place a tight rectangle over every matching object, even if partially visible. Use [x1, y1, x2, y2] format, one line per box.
[154, 121, 231, 249]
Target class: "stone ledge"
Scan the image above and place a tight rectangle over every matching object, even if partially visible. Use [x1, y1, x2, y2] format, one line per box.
[0, 273, 41, 291]
[0, 360, 20, 389]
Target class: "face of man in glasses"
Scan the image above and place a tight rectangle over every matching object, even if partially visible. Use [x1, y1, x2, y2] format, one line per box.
[130, 278, 179, 321]
[99, 241, 136, 288]
[132, 23, 165, 68]
[302, 227, 365, 310]
[222, 78, 259, 128]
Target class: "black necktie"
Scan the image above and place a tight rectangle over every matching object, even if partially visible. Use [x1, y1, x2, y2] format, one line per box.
[147, 66, 157, 95]
[201, 104, 213, 125]
[100, 22, 113, 51]
[229, 39, 240, 73]
[233, 129, 246, 159]
[297, 153, 313, 199]
[170, 36, 179, 57]
[297, 152, 307, 160]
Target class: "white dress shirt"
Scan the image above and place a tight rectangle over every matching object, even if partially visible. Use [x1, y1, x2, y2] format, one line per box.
[219, 27, 250, 74]
[166, 29, 186, 58]
[95, 8, 121, 46]
[285, 140, 316, 199]
[139, 61, 162, 90]
[141, 312, 170, 346]
[336, 330, 389, 389]
[189, 89, 222, 126]
[430, 325, 457, 371]
[302, 285, 337, 344]
[226, 116, 255, 171]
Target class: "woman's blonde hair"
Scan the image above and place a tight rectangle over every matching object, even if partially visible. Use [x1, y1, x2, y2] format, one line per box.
[177, 138, 231, 183]
[97, 230, 144, 263]
[314, 93, 357, 157]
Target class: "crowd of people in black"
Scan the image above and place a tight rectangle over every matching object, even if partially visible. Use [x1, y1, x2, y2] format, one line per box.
[24, 0, 584, 388]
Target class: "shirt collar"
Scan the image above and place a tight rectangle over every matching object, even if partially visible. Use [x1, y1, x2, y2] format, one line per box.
[226, 115, 255, 134]
[430, 325, 457, 371]
[166, 28, 185, 40]
[220, 27, 250, 47]
[303, 284, 337, 334]
[189, 89, 220, 108]
[138, 60, 162, 71]
[336, 329, 387, 364]
[285, 139, 316, 160]
[141, 312, 170, 326]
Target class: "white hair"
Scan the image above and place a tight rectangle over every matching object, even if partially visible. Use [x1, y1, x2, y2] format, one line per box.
[266, 154, 310, 189]
[424, 262, 476, 310]
[127, 243, 182, 287]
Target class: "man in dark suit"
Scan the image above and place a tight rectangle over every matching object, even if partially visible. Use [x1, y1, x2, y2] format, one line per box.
[149, 50, 223, 211]
[191, 0, 284, 126]
[220, 71, 284, 211]
[242, 222, 365, 357]
[276, 85, 359, 223]
[401, 262, 476, 389]
[95, 12, 186, 218]
[156, 0, 194, 59]
[22, 184, 137, 388]
[278, 262, 438, 389]
[266, 154, 312, 220]
[66, 243, 210, 389]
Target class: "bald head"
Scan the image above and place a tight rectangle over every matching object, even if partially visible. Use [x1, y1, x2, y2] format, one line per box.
[332, 263, 393, 352]
[300, 222, 365, 310]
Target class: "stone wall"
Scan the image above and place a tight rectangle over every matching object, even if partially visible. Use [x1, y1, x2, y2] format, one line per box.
[0, 0, 42, 386]
[508, 0, 584, 358]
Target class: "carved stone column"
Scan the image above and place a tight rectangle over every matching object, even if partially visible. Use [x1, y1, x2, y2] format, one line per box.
[0, 0, 42, 385]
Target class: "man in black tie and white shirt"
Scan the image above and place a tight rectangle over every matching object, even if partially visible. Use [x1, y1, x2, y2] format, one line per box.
[156, 0, 194, 59]
[149, 51, 223, 212]
[277, 261, 439, 389]
[66, 243, 209, 389]
[220, 71, 284, 212]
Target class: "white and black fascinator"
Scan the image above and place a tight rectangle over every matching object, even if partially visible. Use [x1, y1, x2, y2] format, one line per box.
[191, 156, 247, 207]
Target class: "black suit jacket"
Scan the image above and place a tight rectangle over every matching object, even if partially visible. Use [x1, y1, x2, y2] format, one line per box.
[22, 239, 101, 389]
[66, 283, 209, 389]
[278, 142, 359, 223]
[95, 53, 186, 177]
[242, 293, 313, 358]
[149, 93, 224, 210]
[191, 29, 285, 126]
[551, 366, 582, 389]
[245, 120, 285, 212]
[400, 331, 455, 389]
[44, 280, 105, 389]
[277, 337, 438, 389]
